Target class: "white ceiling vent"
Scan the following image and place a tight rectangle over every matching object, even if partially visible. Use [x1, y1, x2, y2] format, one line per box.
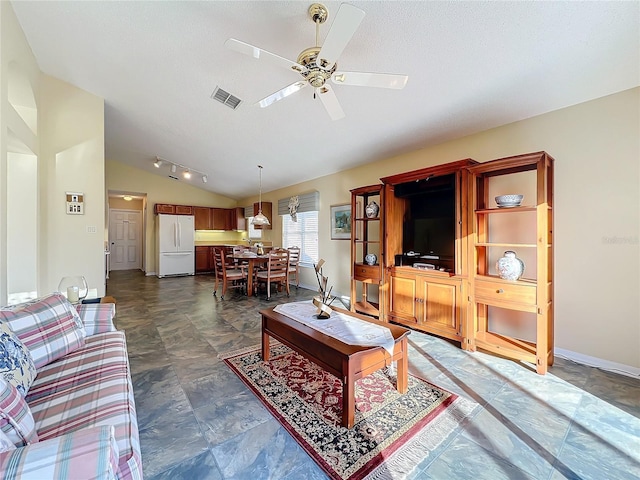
[211, 87, 242, 110]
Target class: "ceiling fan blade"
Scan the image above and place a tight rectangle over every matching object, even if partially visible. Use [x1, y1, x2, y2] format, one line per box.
[225, 38, 306, 73]
[317, 4, 366, 69]
[255, 81, 308, 108]
[332, 71, 408, 89]
[318, 85, 345, 121]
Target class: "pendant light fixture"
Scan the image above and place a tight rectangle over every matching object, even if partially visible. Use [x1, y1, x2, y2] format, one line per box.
[252, 165, 270, 226]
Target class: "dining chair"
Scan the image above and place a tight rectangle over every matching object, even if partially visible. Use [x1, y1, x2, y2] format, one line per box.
[255, 249, 290, 300]
[212, 247, 246, 299]
[287, 246, 301, 288]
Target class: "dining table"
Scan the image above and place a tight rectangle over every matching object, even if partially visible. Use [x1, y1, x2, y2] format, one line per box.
[229, 253, 269, 297]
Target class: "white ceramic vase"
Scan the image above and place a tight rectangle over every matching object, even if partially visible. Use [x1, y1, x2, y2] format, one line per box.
[496, 251, 524, 281]
[365, 201, 379, 218]
[364, 253, 377, 265]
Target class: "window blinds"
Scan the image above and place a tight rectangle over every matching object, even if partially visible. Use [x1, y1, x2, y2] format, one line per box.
[277, 191, 319, 215]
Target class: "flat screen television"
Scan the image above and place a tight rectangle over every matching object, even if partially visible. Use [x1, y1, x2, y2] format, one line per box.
[396, 173, 456, 270]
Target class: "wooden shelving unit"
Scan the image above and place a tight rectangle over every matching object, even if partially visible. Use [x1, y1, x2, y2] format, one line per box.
[467, 151, 554, 374]
[380, 159, 475, 344]
[350, 185, 384, 318]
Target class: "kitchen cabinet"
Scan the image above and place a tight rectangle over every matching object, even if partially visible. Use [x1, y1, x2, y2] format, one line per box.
[154, 204, 193, 215]
[195, 246, 213, 273]
[154, 204, 175, 214]
[234, 207, 246, 231]
[194, 207, 212, 230]
[212, 208, 231, 230]
[194, 207, 246, 231]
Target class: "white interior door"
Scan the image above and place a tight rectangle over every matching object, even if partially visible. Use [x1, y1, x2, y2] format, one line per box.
[109, 209, 142, 271]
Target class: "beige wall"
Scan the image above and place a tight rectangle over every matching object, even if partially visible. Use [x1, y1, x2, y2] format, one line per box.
[38, 74, 105, 296]
[240, 88, 640, 370]
[1, 2, 40, 304]
[1, 3, 106, 301]
[105, 160, 239, 274]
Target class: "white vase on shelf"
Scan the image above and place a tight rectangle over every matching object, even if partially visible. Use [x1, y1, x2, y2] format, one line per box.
[496, 251, 524, 281]
[365, 201, 379, 218]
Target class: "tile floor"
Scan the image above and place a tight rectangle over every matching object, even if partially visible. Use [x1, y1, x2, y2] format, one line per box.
[107, 270, 640, 480]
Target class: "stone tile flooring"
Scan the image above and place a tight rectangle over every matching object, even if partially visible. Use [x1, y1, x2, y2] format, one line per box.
[107, 270, 640, 479]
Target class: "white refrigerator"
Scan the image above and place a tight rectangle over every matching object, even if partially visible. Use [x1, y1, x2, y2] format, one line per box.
[156, 214, 195, 277]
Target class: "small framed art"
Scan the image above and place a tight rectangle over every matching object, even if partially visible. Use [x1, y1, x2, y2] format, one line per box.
[330, 203, 352, 240]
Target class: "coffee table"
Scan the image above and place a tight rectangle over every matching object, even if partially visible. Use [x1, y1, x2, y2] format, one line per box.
[260, 306, 411, 429]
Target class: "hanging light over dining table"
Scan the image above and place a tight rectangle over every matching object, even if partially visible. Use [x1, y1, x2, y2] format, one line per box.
[252, 165, 270, 226]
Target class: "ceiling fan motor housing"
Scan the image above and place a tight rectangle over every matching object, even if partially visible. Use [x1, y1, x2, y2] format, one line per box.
[296, 46, 336, 88]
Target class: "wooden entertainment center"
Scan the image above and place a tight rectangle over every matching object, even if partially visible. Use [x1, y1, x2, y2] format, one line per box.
[350, 151, 554, 374]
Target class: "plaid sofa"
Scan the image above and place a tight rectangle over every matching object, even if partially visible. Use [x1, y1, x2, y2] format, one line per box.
[0, 294, 142, 480]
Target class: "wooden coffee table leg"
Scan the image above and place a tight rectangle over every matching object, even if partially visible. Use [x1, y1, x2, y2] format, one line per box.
[397, 337, 408, 393]
[262, 331, 270, 361]
[342, 361, 355, 428]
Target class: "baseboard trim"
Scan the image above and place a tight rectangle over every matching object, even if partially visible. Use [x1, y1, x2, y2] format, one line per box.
[554, 348, 640, 379]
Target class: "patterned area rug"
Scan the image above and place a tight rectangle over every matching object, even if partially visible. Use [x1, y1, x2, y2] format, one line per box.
[220, 343, 477, 479]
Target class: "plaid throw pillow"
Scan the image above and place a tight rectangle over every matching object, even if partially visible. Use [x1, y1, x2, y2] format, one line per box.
[0, 293, 85, 368]
[0, 322, 36, 395]
[0, 376, 38, 446]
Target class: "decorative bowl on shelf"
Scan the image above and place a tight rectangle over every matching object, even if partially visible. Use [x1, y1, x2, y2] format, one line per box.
[495, 194, 523, 208]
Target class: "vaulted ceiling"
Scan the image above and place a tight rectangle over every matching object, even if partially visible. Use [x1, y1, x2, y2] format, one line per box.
[11, 1, 639, 199]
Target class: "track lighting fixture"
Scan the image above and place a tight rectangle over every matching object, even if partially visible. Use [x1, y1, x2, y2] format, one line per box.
[153, 156, 209, 185]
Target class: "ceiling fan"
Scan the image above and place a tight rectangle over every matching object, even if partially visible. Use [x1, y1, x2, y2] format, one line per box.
[225, 3, 408, 121]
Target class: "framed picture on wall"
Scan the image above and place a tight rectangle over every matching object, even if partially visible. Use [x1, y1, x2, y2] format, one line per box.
[330, 203, 352, 240]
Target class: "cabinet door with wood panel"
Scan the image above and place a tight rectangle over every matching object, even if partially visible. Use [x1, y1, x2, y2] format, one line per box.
[154, 204, 175, 215]
[194, 207, 212, 230]
[155, 204, 193, 215]
[195, 246, 213, 273]
[234, 207, 246, 231]
[388, 273, 417, 324]
[175, 205, 193, 215]
[211, 208, 230, 230]
[389, 270, 462, 341]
